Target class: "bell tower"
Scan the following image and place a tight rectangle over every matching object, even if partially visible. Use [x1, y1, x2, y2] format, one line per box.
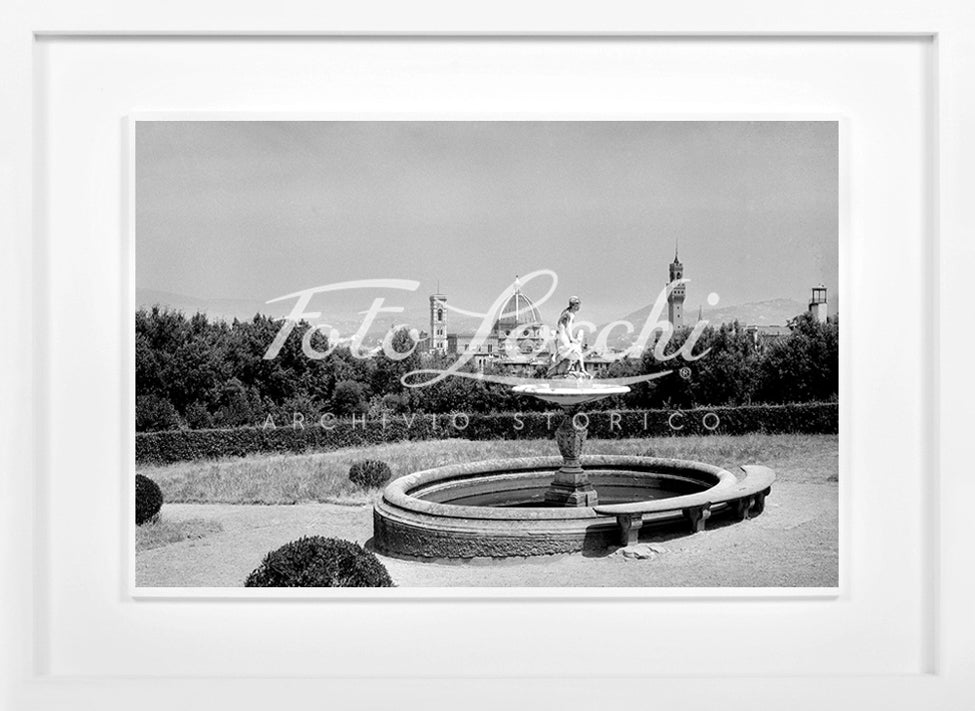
[429, 289, 447, 354]
[667, 241, 686, 330]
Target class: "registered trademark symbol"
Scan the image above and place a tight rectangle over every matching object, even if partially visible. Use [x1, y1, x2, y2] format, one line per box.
[679, 366, 692, 380]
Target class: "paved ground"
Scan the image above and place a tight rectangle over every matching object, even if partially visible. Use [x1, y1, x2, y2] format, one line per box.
[136, 479, 838, 588]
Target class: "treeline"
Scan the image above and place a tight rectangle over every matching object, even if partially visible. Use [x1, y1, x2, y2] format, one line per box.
[136, 307, 838, 432]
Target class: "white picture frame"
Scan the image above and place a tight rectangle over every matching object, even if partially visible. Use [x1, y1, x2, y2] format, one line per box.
[2, 2, 972, 709]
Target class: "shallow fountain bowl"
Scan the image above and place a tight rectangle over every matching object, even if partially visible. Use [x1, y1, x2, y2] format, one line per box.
[512, 382, 630, 407]
[372, 455, 738, 559]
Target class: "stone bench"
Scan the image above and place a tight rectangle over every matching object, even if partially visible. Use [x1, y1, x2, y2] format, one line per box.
[592, 465, 776, 547]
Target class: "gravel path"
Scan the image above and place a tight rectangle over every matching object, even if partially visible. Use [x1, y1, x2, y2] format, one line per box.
[136, 480, 837, 588]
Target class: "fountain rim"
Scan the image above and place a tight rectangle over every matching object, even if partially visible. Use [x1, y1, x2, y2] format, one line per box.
[380, 454, 738, 521]
[511, 383, 631, 395]
[511, 382, 632, 406]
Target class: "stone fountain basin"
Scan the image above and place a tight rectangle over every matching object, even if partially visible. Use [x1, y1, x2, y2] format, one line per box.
[511, 382, 630, 406]
[372, 455, 740, 559]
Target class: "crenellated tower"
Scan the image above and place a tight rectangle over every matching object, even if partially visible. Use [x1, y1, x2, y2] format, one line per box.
[667, 242, 686, 330]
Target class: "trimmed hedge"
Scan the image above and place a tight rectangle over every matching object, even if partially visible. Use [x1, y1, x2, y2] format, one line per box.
[135, 474, 163, 525]
[244, 536, 393, 588]
[348, 460, 393, 489]
[136, 403, 838, 465]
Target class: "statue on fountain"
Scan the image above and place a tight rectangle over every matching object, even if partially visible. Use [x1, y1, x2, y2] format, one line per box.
[512, 293, 627, 506]
[546, 296, 593, 380]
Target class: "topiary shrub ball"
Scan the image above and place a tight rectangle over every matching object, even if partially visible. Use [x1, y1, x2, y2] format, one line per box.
[348, 459, 393, 489]
[245, 536, 394, 588]
[135, 474, 163, 525]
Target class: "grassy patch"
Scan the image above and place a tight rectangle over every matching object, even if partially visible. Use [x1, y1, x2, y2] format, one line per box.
[136, 517, 224, 552]
[136, 434, 837, 506]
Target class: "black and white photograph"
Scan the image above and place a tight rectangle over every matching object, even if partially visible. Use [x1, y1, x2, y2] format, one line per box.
[133, 120, 839, 589]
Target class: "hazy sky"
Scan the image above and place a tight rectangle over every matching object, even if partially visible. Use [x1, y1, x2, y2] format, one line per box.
[137, 121, 837, 325]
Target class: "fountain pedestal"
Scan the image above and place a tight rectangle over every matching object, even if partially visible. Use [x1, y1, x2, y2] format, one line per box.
[513, 381, 630, 508]
[545, 405, 597, 506]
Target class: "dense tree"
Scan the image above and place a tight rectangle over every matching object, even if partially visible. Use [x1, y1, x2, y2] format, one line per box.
[134, 307, 839, 431]
[370, 328, 421, 396]
[330, 380, 368, 415]
[755, 313, 839, 404]
[135, 394, 182, 431]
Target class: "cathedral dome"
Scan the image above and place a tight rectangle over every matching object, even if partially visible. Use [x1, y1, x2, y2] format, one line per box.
[494, 278, 542, 334]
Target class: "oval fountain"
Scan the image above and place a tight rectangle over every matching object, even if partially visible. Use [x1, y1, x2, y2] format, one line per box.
[373, 378, 776, 559]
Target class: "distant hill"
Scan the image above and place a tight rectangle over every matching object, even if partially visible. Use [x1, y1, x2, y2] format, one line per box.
[597, 297, 807, 350]
[699, 297, 807, 328]
[138, 289, 811, 351]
